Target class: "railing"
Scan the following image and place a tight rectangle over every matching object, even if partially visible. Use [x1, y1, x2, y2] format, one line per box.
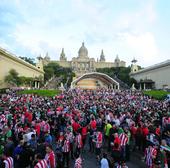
[113, 76, 130, 89]
[44, 75, 55, 87]
[44, 76, 63, 89]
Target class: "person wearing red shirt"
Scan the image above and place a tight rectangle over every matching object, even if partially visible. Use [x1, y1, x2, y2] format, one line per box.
[111, 134, 121, 165]
[136, 124, 143, 151]
[24, 111, 33, 123]
[142, 124, 149, 152]
[81, 125, 87, 149]
[72, 121, 80, 134]
[45, 145, 56, 168]
[28, 112, 33, 123]
[130, 124, 137, 138]
[90, 118, 97, 131]
[114, 133, 121, 146]
[35, 122, 41, 137]
[130, 124, 137, 151]
[155, 125, 161, 136]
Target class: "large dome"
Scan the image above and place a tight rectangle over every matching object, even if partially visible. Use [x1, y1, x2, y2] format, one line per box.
[78, 42, 88, 58]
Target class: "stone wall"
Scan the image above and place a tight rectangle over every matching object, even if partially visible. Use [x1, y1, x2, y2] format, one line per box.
[55, 61, 71, 68]
[0, 48, 44, 88]
[130, 63, 170, 89]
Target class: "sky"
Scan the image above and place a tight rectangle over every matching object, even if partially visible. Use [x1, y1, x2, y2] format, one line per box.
[0, 0, 169, 67]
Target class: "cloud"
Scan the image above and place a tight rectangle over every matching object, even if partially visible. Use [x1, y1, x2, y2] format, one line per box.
[0, 0, 166, 67]
[122, 32, 159, 65]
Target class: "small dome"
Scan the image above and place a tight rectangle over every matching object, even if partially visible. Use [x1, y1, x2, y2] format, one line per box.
[78, 42, 88, 58]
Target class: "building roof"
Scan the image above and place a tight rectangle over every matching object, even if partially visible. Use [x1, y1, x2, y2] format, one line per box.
[131, 60, 170, 75]
[0, 47, 44, 73]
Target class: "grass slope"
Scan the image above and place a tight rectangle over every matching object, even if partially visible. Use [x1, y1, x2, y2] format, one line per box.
[18, 89, 61, 97]
[143, 90, 170, 100]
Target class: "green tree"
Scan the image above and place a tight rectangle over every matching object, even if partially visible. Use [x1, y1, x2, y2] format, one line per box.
[43, 63, 75, 87]
[5, 69, 20, 86]
[19, 76, 34, 87]
[44, 63, 64, 81]
[19, 56, 36, 65]
[96, 66, 137, 87]
[44, 66, 55, 81]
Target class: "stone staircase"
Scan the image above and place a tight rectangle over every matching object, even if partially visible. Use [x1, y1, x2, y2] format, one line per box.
[113, 76, 130, 89]
[44, 76, 62, 89]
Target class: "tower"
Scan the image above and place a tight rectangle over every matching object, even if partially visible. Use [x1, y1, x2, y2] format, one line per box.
[115, 54, 120, 67]
[99, 49, 105, 62]
[131, 58, 138, 73]
[44, 52, 50, 61]
[36, 55, 44, 71]
[60, 48, 67, 61]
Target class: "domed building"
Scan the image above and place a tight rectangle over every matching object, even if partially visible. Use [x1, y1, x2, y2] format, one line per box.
[42, 42, 126, 77]
[78, 42, 88, 58]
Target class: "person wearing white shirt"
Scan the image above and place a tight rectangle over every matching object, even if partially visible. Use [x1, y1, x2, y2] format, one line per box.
[100, 153, 109, 168]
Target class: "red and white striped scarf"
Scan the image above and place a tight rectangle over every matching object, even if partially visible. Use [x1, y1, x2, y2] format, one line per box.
[76, 134, 83, 148]
[63, 139, 70, 153]
[96, 132, 102, 148]
[119, 133, 128, 146]
[45, 151, 56, 168]
[34, 159, 48, 168]
[145, 147, 157, 167]
[74, 157, 82, 168]
[3, 157, 14, 168]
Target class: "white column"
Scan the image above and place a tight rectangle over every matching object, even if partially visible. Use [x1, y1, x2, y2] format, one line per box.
[110, 85, 113, 90]
[35, 81, 38, 88]
[117, 84, 120, 90]
[37, 82, 40, 88]
[144, 83, 146, 90]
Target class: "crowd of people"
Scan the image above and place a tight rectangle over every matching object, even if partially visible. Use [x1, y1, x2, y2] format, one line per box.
[0, 88, 170, 168]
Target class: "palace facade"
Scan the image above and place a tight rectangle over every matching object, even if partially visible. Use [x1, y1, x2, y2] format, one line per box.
[41, 42, 126, 77]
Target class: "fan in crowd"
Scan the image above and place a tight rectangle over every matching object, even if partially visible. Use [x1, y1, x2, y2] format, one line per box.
[0, 89, 169, 168]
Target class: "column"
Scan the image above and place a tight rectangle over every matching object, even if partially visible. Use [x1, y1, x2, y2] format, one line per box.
[144, 83, 146, 90]
[114, 85, 117, 90]
[139, 83, 142, 90]
[117, 84, 120, 90]
[110, 85, 113, 90]
[35, 81, 38, 88]
[37, 82, 40, 89]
